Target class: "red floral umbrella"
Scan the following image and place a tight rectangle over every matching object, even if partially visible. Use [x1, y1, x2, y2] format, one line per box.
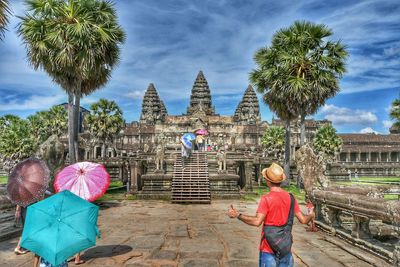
[7, 158, 50, 207]
[54, 162, 110, 202]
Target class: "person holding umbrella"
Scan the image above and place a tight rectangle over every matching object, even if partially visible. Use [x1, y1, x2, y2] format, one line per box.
[54, 161, 110, 265]
[6, 158, 51, 255]
[21, 190, 100, 267]
[180, 133, 195, 170]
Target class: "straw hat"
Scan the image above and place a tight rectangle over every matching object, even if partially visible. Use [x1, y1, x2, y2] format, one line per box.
[261, 163, 286, 183]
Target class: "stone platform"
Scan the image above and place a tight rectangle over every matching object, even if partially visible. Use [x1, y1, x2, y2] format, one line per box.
[0, 200, 391, 267]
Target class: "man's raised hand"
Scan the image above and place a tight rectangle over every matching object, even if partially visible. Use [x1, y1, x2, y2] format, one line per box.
[228, 204, 239, 218]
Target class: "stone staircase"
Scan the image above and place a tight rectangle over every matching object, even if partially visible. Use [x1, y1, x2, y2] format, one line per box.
[171, 152, 211, 204]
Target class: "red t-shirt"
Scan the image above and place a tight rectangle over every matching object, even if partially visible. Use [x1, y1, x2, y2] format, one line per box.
[256, 190, 300, 253]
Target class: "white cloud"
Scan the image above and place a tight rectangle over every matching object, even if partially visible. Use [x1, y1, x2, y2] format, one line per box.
[359, 127, 379, 134]
[80, 97, 98, 106]
[320, 104, 378, 125]
[0, 94, 65, 111]
[126, 90, 144, 100]
[383, 120, 393, 129]
[384, 46, 400, 57]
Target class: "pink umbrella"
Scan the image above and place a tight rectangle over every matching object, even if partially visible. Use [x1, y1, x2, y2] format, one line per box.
[54, 162, 110, 202]
[196, 129, 208, 135]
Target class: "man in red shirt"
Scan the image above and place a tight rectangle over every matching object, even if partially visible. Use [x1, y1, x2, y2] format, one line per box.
[228, 163, 315, 267]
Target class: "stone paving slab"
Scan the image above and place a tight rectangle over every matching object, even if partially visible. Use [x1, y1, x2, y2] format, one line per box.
[0, 200, 392, 267]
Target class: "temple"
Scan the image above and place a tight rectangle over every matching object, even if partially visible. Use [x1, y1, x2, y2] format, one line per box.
[78, 71, 400, 202]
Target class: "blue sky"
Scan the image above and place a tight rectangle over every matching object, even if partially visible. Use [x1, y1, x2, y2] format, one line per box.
[0, 0, 399, 134]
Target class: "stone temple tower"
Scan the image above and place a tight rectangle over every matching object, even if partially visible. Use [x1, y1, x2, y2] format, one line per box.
[186, 71, 215, 116]
[140, 83, 168, 124]
[234, 85, 261, 124]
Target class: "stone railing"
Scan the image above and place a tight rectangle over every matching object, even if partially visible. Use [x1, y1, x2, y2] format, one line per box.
[310, 187, 400, 265]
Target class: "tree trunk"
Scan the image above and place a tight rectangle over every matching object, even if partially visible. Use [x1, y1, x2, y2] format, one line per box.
[298, 113, 306, 189]
[68, 92, 76, 163]
[73, 91, 81, 161]
[283, 120, 291, 186]
[300, 113, 306, 146]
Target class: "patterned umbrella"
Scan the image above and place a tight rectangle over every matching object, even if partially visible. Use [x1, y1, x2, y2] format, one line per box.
[195, 129, 208, 135]
[54, 162, 110, 202]
[7, 158, 50, 207]
[183, 133, 196, 140]
[181, 133, 195, 149]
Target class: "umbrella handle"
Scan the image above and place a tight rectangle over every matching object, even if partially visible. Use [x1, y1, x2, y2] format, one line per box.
[95, 226, 101, 238]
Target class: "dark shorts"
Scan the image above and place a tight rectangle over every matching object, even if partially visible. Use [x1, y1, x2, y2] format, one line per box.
[20, 206, 27, 226]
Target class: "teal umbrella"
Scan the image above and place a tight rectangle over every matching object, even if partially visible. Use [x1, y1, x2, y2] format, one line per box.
[21, 190, 100, 266]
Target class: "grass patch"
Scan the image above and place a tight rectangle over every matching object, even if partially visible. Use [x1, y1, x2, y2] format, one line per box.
[384, 194, 399, 200]
[243, 182, 306, 203]
[109, 181, 123, 188]
[0, 176, 8, 185]
[358, 177, 400, 183]
[96, 186, 136, 202]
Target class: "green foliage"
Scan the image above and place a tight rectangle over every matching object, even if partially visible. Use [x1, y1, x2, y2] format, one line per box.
[390, 97, 400, 128]
[85, 98, 124, 144]
[0, 0, 11, 40]
[0, 106, 67, 162]
[0, 176, 8, 184]
[261, 126, 285, 150]
[313, 124, 342, 161]
[250, 21, 348, 119]
[18, 0, 126, 94]
[18, 0, 126, 162]
[28, 105, 68, 143]
[0, 115, 36, 159]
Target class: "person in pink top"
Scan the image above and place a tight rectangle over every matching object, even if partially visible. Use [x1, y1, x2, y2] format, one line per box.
[228, 163, 315, 267]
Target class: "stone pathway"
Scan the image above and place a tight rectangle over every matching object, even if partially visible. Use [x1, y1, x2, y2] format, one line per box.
[0, 200, 391, 267]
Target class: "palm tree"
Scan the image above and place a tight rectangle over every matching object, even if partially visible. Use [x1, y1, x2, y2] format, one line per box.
[85, 99, 124, 158]
[261, 125, 285, 160]
[47, 105, 68, 137]
[263, 92, 297, 183]
[28, 105, 68, 145]
[0, 115, 36, 161]
[18, 0, 126, 163]
[0, 0, 11, 40]
[27, 111, 49, 144]
[390, 97, 400, 129]
[313, 124, 342, 163]
[251, 21, 348, 146]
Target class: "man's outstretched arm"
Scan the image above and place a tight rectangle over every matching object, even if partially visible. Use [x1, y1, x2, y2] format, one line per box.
[295, 210, 315, 224]
[228, 205, 266, 227]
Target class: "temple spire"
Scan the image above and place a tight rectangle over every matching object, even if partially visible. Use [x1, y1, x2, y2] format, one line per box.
[186, 71, 215, 116]
[140, 83, 167, 124]
[234, 85, 261, 124]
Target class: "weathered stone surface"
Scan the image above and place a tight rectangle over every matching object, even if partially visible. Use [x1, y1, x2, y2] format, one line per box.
[234, 85, 261, 124]
[225, 259, 258, 267]
[149, 250, 177, 261]
[295, 144, 329, 195]
[179, 259, 219, 267]
[0, 200, 389, 267]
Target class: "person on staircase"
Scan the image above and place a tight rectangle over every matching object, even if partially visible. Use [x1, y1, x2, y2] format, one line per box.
[228, 163, 315, 267]
[196, 134, 205, 151]
[181, 140, 191, 170]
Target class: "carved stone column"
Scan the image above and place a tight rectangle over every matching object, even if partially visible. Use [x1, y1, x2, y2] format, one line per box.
[244, 162, 253, 191]
[351, 215, 371, 239]
[129, 161, 139, 193]
[327, 208, 342, 228]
